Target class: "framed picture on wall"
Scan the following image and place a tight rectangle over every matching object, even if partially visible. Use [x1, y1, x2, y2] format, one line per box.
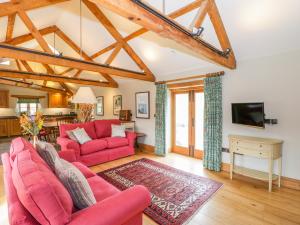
[135, 91, 150, 119]
[113, 95, 122, 115]
[96, 96, 104, 116]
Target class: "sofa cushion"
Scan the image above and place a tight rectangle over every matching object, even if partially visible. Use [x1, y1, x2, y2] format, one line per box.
[81, 139, 107, 155]
[59, 122, 97, 139]
[36, 141, 59, 171]
[111, 124, 126, 138]
[94, 120, 121, 139]
[106, 137, 129, 149]
[87, 176, 119, 202]
[10, 137, 48, 168]
[55, 159, 96, 209]
[72, 162, 96, 178]
[12, 150, 73, 225]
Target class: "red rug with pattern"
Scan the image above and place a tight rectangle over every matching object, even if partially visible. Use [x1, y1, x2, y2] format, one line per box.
[97, 158, 222, 225]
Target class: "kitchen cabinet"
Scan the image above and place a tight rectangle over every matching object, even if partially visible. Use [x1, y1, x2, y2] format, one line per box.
[0, 118, 22, 137]
[0, 90, 9, 108]
[48, 93, 68, 108]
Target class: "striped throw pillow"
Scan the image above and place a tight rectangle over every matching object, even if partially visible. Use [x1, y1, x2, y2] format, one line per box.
[54, 158, 96, 209]
[36, 141, 59, 171]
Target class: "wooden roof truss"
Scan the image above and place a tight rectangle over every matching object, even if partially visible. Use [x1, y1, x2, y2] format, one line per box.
[0, 0, 235, 94]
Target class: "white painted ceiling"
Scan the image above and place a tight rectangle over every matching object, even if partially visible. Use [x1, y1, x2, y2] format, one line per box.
[0, 0, 300, 83]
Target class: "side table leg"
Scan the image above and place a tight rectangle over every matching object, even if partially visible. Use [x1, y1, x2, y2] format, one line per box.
[230, 152, 234, 180]
[268, 158, 274, 192]
[278, 157, 282, 188]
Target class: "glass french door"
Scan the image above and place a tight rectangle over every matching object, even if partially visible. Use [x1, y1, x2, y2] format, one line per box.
[171, 89, 204, 159]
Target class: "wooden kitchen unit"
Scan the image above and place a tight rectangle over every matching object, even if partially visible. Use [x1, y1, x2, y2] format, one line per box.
[0, 90, 9, 108]
[48, 93, 69, 108]
[0, 117, 22, 137]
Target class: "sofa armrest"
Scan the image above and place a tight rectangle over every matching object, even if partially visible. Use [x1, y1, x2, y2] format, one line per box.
[69, 185, 151, 225]
[57, 137, 80, 160]
[126, 131, 136, 148]
[58, 150, 77, 162]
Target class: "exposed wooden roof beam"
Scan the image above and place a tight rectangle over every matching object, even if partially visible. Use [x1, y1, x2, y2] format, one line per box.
[0, 44, 151, 81]
[5, 13, 16, 41]
[16, 10, 73, 92]
[54, 28, 118, 87]
[83, 0, 155, 81]
[3, 26, 58, 45]
[0, 77, 66, 94]
[89, 0, 236, 69]
[0, 69, 111, 87]
[194, 0, 210, 28]
[0, 0, 70, 17]
[90, 0, 206, 59]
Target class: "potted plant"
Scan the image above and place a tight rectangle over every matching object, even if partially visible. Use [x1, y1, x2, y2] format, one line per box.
[19, 111, 44, 148]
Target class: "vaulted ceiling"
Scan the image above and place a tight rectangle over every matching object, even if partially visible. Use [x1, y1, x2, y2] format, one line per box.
[0, 0, 299, 94]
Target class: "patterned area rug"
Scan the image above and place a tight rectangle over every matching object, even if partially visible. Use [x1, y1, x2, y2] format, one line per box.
[98, 158, 222, 225]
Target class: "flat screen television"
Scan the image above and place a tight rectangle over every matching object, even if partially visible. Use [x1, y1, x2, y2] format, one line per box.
[232, 103, 265, 128]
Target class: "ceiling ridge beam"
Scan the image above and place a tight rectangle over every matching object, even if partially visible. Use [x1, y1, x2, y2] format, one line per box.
[82, 0, 155, 81]
[0, 69, 112, 87]
[88, 0, 236, 69]
[90, 0, 205, 59]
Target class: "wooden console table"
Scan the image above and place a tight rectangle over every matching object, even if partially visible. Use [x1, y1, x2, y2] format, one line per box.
[229, 135, 283, 192]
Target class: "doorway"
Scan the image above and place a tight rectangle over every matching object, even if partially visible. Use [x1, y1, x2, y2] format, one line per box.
[171, 88, 204, 159]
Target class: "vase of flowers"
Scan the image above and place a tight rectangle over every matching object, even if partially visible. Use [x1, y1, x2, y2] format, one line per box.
[19, 112, 44, 148]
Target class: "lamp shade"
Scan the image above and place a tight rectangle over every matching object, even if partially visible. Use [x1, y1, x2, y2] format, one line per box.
[71, 87, 97, 104]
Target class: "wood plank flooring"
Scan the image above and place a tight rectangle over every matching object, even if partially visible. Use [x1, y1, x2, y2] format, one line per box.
[1, 152, 300, 225]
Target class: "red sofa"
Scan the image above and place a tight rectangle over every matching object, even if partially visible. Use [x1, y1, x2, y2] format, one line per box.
[57, 120, 136, 166]
[2, 137, 151, 225]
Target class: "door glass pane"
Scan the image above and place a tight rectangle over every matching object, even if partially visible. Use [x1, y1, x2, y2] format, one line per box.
[195, 92, 204, 150]
[175, 93, 189, 147]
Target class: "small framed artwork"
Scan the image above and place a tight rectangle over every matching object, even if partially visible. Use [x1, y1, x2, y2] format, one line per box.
[96, 96, 104, 116]
[135, 91, 150, 119]
[113, 95, 122, 115]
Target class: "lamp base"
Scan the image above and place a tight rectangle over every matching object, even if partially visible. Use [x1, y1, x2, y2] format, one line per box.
[78, 103, 94, 122]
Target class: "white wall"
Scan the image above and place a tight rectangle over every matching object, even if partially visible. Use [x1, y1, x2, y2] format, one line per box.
[0, 85, 71, 115]
[91, 79, 156, 145]
[162, 50, 300, 180]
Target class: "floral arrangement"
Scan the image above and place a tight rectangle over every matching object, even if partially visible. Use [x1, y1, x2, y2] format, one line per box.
[19, 112, 44, 136]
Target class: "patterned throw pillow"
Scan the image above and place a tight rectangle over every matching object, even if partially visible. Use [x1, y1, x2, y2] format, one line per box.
[72, 128, 92, 144]
[36, 141, 59, 171]
[66, 128, 80, 142]
[54, 158, 96, 209]
[111, 124, 126, 138]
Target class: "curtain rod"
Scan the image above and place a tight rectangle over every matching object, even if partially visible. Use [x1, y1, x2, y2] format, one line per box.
[155, 71, 225, 85]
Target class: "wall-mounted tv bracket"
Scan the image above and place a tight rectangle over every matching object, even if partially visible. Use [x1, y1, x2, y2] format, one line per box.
[264, 119, 278, 125]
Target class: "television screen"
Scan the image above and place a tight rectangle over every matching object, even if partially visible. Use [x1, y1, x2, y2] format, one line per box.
[232, 103, 265, 128]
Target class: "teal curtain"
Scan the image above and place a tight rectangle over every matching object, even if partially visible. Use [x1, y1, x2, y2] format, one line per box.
[155, 84, 167, 156]
[203, 76, 222, 171]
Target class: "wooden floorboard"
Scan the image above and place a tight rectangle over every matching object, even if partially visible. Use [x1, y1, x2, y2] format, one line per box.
[1, 152, 300, 225]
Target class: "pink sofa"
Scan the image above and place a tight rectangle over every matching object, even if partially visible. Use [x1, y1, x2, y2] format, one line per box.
[57, 120, 136, 166]
[2, 137, 151, 225]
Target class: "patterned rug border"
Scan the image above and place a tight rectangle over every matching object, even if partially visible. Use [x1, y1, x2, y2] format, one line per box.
[97, 158, 223, 225]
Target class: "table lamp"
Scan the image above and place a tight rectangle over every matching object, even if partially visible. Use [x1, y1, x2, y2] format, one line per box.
[72, 87, 97, 122]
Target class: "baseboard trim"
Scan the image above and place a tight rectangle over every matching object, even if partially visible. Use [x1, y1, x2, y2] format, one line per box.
[137, 143, 155, 153]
